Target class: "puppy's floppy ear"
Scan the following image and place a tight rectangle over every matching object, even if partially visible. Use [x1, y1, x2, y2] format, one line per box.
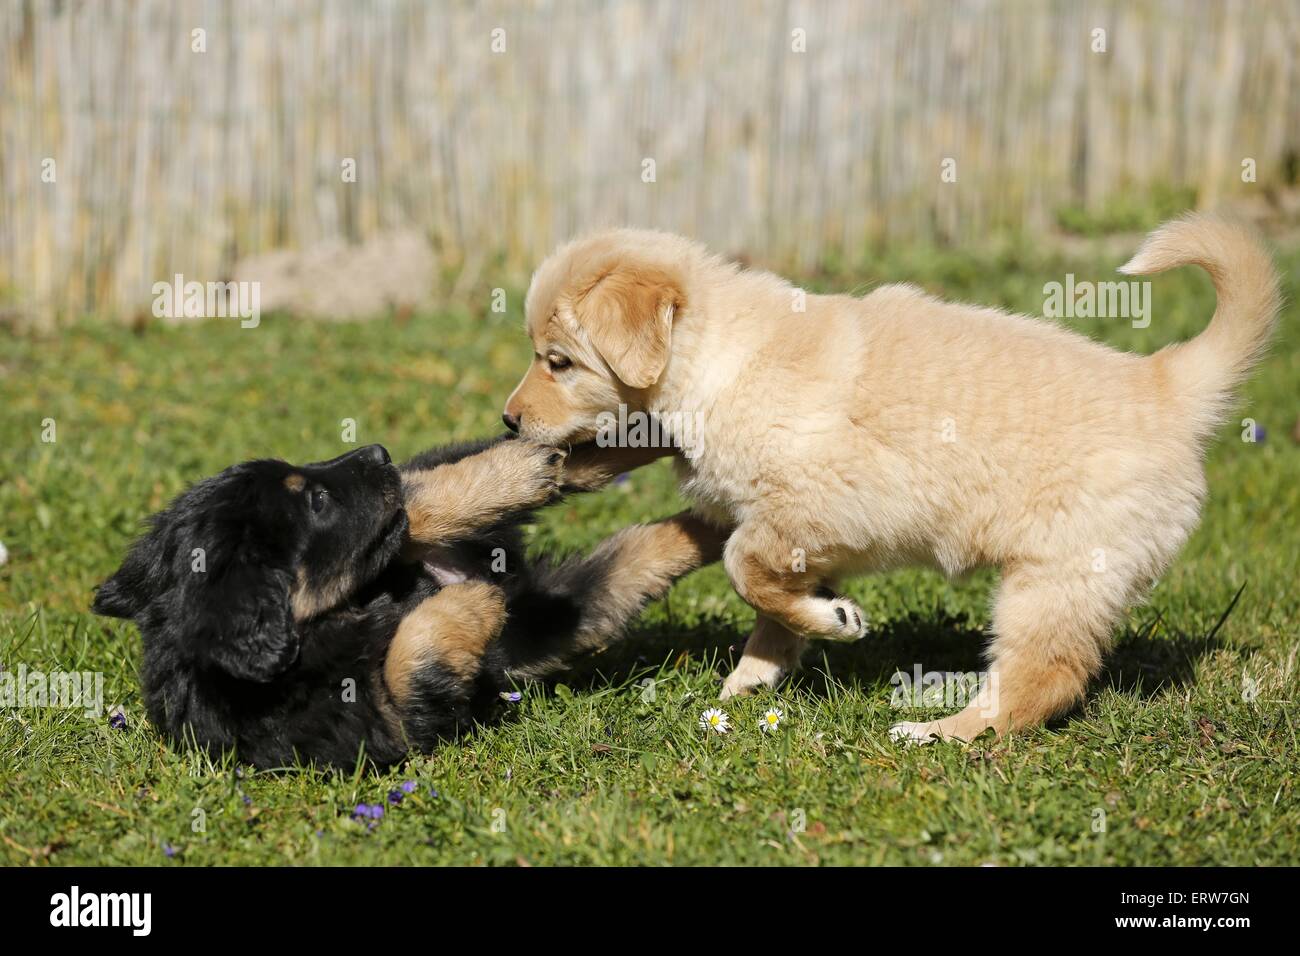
[93, 518, 174, 619]
[93, 559, 153, 619]
[578, 266, 681, 388]
[191, 565, 298, 683]
[95, 485, 299, 683]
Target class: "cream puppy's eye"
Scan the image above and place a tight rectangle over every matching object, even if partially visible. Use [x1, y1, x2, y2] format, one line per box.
[547, 353, 572, 371]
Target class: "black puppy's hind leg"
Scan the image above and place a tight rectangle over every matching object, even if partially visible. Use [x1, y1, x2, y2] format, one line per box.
[384, 582, 508, 747]
[499, 511, 727, 681]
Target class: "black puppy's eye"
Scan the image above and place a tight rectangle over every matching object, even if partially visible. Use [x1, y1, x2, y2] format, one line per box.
[547, 353, 572, 371]
[310, 488, 328, 514]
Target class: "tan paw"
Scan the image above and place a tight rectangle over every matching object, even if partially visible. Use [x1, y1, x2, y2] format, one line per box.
[504, 440, 567, 506]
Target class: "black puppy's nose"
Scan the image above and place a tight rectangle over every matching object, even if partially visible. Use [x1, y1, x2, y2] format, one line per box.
[358, 444, 390, 466]
[502, 411, 520, 433]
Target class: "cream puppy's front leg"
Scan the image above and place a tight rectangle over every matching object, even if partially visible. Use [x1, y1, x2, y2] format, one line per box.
[720, 614, 807, 698]
[722, 521, 867, 642]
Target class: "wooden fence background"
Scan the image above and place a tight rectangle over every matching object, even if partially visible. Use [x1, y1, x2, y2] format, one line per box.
[1, 0, 1298, 324]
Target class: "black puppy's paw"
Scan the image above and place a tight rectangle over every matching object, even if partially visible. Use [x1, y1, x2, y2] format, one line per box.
[507, 440, 567, 505]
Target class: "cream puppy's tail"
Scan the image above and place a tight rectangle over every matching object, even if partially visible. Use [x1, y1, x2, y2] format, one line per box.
[1120, 215, 1281, 411]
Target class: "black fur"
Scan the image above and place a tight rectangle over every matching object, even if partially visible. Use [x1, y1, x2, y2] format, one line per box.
[93, 440, 701, 770]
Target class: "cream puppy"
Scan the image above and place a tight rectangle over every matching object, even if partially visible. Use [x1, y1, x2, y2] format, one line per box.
[503, 217, 1280, 742]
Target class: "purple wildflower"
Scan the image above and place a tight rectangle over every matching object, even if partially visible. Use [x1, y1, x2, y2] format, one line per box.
[242, 794, 252, 806]
[401, 780, 418, 794]
[1254, 424, 1268, 443]
[109, 712, 127, 731]
[387, 789, 403, 805]
[162, 843, 177, 858]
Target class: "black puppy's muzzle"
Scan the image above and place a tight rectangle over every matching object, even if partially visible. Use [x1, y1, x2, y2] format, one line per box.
[352, 444, 399, 503]
[313, 443, 392, 471]
[354, 443, 391, 467]
[309, 445, 407, 573]
[310, 444, 400, 501]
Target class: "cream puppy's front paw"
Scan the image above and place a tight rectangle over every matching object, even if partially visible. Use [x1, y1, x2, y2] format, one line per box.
[828, 597, 866, 639]
[889, 721, 940, 746]
[802, 591, 866, 641]
[720, 656, 787, 699]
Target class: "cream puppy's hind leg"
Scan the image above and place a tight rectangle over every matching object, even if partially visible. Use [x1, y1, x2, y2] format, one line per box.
[723, 523, 867, 641]
[720, 615, 807, 699]
[891, 565, 1118, 744]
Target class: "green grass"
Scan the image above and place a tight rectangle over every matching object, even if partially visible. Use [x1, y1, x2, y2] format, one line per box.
[2, 237, 1298, 866]
[1054, 183, 1200, 237]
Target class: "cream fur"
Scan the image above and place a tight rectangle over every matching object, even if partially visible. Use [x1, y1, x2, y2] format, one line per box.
[505, 216, 1281, 741]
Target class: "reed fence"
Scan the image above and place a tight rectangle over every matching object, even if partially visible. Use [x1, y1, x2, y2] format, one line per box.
[1, 0, 1297, 323]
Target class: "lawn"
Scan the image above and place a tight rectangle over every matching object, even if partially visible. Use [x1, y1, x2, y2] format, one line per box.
[2, 236, 1297, 866]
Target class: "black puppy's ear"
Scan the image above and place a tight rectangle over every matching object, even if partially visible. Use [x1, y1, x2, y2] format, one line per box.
[93, 522, 171, 619]
[191, 566, 299, 683]
[92, 570, 147, 619]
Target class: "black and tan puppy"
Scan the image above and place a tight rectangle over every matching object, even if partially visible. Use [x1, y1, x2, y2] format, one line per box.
[93, 438, 722, 769]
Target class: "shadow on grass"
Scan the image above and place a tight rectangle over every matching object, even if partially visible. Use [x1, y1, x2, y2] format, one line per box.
[566, 600, 1230, 706]
[566, 611, 989, 697]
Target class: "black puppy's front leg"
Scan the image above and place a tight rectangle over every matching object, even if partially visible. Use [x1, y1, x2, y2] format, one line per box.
[401, 439, 565, 545]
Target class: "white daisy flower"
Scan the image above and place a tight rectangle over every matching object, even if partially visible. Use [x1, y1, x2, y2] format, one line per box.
[759, 708, 784, 733]
[699, 708, 730, 734]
